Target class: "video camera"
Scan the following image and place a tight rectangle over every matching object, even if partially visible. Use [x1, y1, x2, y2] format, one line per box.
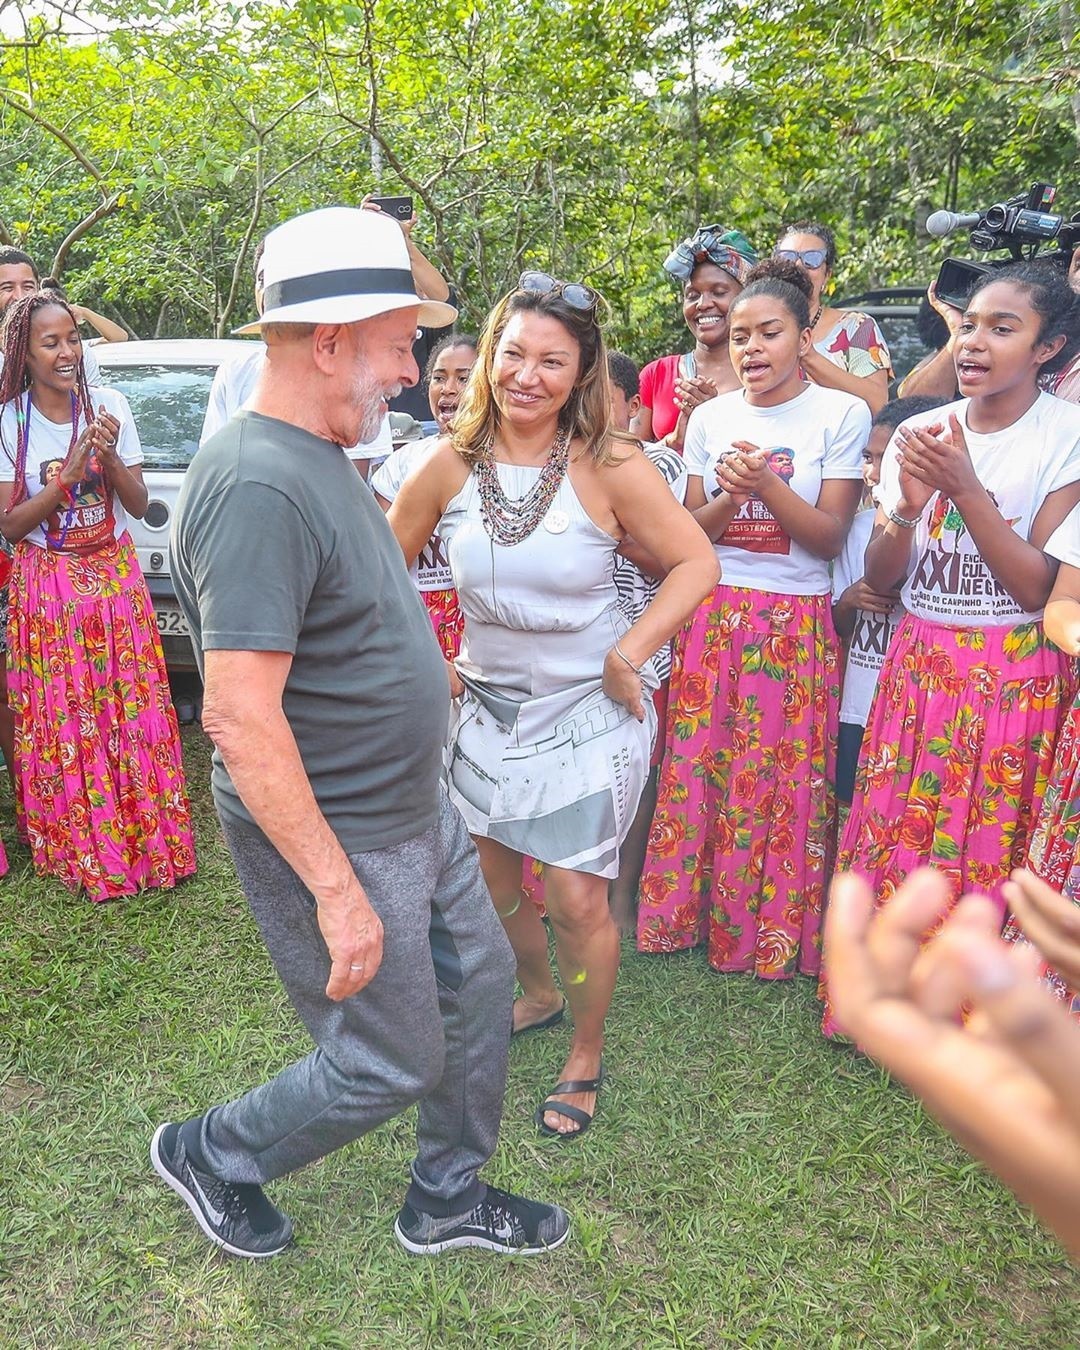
[926, 182, 1080, 308]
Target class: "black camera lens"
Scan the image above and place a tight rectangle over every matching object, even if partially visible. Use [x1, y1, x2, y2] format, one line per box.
[983, 204, 1008, 231]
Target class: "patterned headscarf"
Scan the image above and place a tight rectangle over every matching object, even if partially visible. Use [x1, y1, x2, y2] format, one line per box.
[663, 225, 758, 287]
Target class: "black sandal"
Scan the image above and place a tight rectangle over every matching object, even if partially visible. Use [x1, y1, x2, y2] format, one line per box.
[534, 1064, 605, 1139]
[511, 1000, 566, 1038]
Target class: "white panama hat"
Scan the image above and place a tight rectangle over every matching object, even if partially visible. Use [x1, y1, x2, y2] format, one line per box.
[233, 206, 457, 335]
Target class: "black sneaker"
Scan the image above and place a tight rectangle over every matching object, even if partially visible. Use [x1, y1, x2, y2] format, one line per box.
[393, 1185, 570, 1256]
[151, 1122, 293, 1259]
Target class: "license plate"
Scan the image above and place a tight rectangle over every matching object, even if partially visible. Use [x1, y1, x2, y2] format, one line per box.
[155, 607, 190, 637]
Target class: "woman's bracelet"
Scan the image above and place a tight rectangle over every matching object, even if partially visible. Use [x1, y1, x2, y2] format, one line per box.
[886, 506, 921, 530]
[614, 641, 645, 675]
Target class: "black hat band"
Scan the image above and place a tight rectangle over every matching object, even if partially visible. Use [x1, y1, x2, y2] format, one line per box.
[263, 267, 417, 312]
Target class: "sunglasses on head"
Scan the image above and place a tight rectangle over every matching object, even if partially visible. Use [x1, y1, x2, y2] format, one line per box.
[518, 270, 599, 313]
[774, 247, 829, 269]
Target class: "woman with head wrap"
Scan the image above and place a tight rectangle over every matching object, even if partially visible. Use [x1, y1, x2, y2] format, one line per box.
[632, 225, 758, 452]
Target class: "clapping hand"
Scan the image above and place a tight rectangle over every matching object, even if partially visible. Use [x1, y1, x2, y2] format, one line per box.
[91, 407, 122, 471]
[58, 424, 97, 489]
[715, 442, 772, 501]
[673, 375, 718, 418]
[896, 415, 980, 503]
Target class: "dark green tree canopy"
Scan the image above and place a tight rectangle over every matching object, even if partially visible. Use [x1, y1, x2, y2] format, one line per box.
[1, 0, 1077, 362]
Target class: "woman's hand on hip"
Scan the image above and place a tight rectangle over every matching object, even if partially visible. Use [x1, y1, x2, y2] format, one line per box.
[603, 647, 646, 722]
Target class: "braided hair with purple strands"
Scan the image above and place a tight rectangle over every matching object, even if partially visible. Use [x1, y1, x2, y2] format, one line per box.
[0, 293, 94, 508]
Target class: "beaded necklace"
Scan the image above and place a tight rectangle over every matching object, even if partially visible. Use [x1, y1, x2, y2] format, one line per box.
[15, 390, 82, 549]
[472, 427, 570, 546]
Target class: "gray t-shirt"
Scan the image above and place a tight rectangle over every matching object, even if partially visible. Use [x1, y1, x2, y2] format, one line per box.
[172, 410, 449, 851]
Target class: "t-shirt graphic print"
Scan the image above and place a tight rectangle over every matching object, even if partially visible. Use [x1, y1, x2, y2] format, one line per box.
[720, 446, 797, 556]
[879, 393, 1080, 627]
[37, 452, 117, 553]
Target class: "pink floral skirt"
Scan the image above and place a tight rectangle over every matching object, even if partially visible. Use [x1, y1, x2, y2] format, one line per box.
[824, 614, 1074, 1033]
[1005, 691, 1080, 1014]
[8, 534, 196, 901]
[422, 587, 465, 661]
[637, 584, 839, 979]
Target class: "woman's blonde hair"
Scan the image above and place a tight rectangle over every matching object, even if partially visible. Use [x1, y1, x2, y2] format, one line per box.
[452, 286, 616, 465]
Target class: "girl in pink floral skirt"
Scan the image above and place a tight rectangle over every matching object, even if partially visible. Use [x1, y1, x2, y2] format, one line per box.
[637, 259, 868, 977]
[827, 263, 1080, 1032]
[0, 293, 195, 900]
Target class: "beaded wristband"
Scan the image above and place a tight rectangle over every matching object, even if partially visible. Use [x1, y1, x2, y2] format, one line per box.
[614, 641, 644, 675]
[886, 506, 921, 530]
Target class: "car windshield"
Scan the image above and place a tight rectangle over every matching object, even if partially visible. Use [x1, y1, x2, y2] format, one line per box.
[98, 364, 215, 470]
[874, 314, 925, 384]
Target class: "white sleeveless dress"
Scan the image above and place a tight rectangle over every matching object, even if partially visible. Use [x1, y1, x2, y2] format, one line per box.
[439, 463, 658, 878]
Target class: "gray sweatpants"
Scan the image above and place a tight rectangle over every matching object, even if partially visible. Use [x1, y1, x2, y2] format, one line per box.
[183, 789, 516, 1217]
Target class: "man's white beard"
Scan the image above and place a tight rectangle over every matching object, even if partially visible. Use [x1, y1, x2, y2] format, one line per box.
[353, 360, 400, 445]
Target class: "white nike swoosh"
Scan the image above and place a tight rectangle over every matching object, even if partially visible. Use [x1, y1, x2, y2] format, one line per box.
[188, 1170, 227, 1227]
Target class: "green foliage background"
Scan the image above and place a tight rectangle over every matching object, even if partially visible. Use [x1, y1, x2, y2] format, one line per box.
[1, 0, 1078, 361]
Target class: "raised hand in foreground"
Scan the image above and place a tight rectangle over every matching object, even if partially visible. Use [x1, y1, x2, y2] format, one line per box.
[825, 867, 1080, 1263]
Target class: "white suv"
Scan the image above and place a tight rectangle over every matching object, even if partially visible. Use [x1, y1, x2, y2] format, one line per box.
[94, 338, 254, 670]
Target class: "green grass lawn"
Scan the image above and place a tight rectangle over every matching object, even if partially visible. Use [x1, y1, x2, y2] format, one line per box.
[1, 728, 1077, 1348]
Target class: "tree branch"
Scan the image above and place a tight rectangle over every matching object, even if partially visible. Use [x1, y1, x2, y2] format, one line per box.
[875, 45, 1079, 88]
[216, 98, 345, 335]
[0, 87, 105, 184]
[50, 192, 123, 276]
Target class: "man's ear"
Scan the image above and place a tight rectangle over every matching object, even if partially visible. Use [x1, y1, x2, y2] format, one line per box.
[311, 323, 344, 375]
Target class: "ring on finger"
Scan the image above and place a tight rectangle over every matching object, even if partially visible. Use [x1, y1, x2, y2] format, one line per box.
[349, 962, 365, 971]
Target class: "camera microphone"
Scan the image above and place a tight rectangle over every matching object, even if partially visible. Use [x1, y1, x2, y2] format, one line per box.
[926, 209, 982, 238]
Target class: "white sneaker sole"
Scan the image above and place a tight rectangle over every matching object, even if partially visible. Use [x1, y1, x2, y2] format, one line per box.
[150, 1123, 291, 1260]
[393, 1217, 571, 1257]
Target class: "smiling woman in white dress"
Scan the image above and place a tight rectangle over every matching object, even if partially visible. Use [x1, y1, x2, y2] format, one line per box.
[389, 273, 717, 1138]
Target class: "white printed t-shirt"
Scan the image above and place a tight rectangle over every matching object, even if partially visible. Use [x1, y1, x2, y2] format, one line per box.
[1045, 499, 1080, 567]
[199, 342, 392, 462]
[832, 506, 904, 726]
[0, 386, 143, 550]
[613, 442, 688, 681]
[878, 393, 1080, 627]
[371, 437, 453, 592]
[683, 382, 869, 595]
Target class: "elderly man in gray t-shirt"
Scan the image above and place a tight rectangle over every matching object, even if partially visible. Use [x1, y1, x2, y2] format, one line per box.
[155, 207, 569, 1259]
